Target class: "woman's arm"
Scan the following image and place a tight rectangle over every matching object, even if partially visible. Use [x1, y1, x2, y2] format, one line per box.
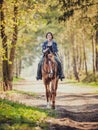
[53, 42, 58, 54]
[42, 42, 46, 53]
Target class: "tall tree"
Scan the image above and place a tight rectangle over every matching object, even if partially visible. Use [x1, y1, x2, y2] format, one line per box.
[0, 0, 9, 91]
[8, 0, 18, 89]
[95, 30, 98, 71]
[92, 33, 96, 74]
[71, 33, 80, 81]
[82, 29, 88, 76]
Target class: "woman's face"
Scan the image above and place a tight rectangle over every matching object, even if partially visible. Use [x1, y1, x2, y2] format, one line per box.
[46, 33, 53, 41]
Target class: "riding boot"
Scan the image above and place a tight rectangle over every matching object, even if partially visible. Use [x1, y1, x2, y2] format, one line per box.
[36, 62, 42, 80]
[58, 62, 65, 80]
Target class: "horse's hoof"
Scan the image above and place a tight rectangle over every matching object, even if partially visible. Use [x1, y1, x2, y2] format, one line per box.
[47, 105, 51, 109]
[46, 103, 51, 109]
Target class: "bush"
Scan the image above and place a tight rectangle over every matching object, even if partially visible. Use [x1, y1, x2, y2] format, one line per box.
[82, 73, 98, 83]
[0, 99, 48, 130]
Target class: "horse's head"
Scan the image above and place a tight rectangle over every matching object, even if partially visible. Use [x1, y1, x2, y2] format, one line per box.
[43, 50, 55, 79]
[44, 49, 54, 63]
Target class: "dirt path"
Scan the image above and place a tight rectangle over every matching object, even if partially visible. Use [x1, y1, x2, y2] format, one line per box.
[1, 80, 98, 130]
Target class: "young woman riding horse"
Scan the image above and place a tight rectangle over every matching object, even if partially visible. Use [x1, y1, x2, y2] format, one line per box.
[36, 32, 65, 109]
[36, 32, 65, 81]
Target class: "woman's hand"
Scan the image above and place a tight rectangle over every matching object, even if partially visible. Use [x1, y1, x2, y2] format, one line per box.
[43, 48, 49, 53]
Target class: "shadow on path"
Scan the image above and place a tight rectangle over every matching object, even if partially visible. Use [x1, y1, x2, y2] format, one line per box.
[35, 93, 98, 130]
[45, 103, 98, 130]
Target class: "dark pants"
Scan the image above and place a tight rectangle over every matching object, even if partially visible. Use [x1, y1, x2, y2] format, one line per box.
[36, 56, 64, 79]
[53, 56, 62, 76]
[36, 58, 44, 79]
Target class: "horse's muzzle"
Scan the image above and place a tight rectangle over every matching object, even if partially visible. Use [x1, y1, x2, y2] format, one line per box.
[49, 72, 53, 78]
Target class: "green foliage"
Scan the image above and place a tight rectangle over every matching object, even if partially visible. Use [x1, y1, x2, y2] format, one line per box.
[0, 98, 53, 130]
[75, 82, 98, 87]
[95, 90, 98, 93]
[82, 73, 98, 83]
[6, 89, 37, 97]
[0, 0, 48, 66]
[13, 77, 24, 82]
[65, 78, 98, 87]
[58, 0, 98, 23]
[0, 86, 2, 91]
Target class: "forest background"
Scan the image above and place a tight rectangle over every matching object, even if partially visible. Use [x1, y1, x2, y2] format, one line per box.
[0, 0, 98, 90]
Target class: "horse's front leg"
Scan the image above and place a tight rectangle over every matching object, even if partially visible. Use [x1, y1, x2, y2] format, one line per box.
[51, 88, 55, 109]
[51, 81, 56, 109]
[55, 78, 59, 97]
[45, 84, 51, 108]
[51, 78, 59, 109]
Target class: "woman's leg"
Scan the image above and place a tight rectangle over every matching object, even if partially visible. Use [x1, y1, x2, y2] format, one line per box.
[36, 58, 43, 80]
[55, 56, 65, 80]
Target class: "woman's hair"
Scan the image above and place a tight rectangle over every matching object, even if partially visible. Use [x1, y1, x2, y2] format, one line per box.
[46, 32, 53, 39]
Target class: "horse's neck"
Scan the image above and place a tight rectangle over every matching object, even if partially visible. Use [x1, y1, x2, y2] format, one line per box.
[45, 57, 52, 65]
[44, 56, 48, 64]
[44, 57, 52, 69]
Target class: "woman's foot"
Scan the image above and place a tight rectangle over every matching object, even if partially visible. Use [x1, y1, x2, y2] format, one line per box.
[59, 74, 65, 81]
[36, 76, 42, 80]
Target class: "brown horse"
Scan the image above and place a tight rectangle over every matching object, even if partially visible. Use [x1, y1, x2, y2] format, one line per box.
[42, 51, 59, 109]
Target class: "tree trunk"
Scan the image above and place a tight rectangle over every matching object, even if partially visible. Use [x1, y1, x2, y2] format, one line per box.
[15, 57, 21, 78]
[95, 30, 98, 71]
[0, 0, 9, 91]
[82, 31, 88, 76]
[15, 57, 18, 78]
[92, 34, 96, 74]
[19, 59, 22, 76]
[67, 50, 71, 78]
[78, 45, 82, 71]
[76, 44, 80, 72]
[8, 0, 18, 89]
[71, 34, 80, 81]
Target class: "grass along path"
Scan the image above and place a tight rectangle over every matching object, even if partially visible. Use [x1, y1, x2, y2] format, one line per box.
[0, 98, 57, 130]
[0, 90, 58, 130]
